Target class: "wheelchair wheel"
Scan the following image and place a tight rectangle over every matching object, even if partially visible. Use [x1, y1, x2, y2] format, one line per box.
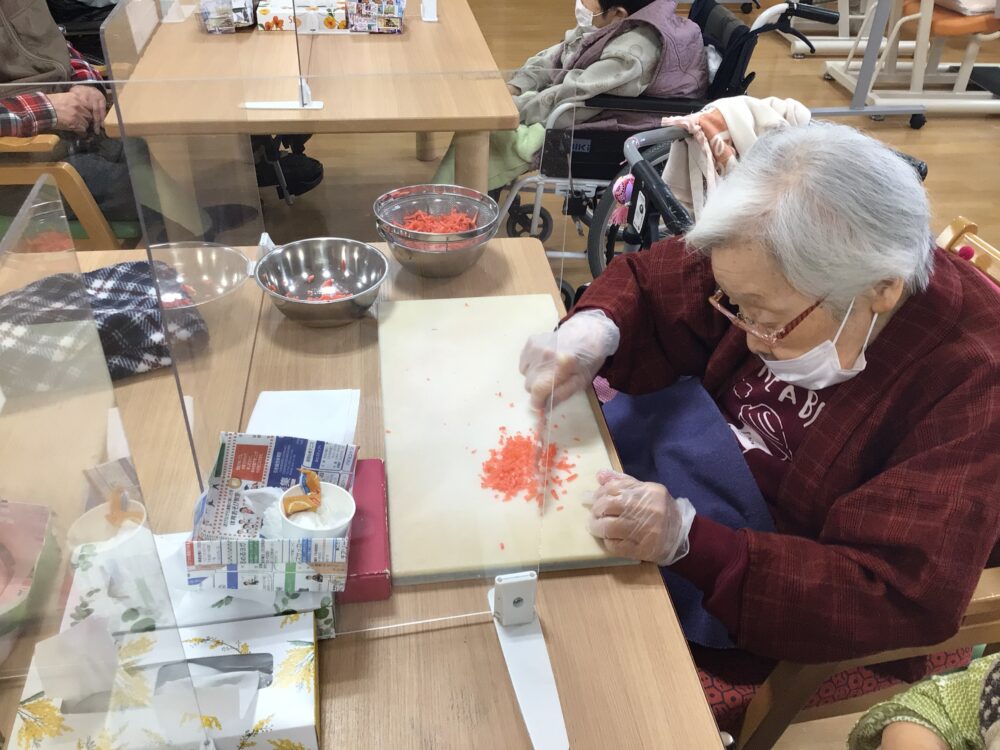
[586, 142, 672, 279]
[559, 280, 576, 312]
[506, 206, 554, 243]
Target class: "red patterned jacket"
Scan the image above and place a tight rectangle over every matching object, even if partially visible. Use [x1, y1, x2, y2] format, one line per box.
[575, 238, 1000, 664]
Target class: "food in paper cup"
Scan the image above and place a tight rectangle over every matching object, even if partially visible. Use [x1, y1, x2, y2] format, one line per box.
[280, 482, 355, 539]
[67, 496, 147, 553]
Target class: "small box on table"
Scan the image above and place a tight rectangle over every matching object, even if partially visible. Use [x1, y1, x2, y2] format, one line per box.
[256, 0, 350, 31]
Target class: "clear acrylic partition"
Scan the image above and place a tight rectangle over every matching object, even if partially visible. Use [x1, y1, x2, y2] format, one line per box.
[0, 178, 207, 747]
[103, 72, 563, 636]
[46, 60, 615, 740]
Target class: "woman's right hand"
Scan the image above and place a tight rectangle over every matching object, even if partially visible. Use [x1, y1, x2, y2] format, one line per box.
[519, 310, 620, 409]
[47, 92, 91, 134]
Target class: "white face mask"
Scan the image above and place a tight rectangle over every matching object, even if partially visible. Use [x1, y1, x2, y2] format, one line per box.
[575, 0, 606, 29]
[760, 298, 879, 391]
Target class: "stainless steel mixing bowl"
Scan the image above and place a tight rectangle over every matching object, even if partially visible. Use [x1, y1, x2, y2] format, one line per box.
[254, 238, 388, 327]
[373, 184, 500, 278]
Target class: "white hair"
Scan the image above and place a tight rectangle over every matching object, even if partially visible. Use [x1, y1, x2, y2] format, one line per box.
[684, 122, 934, 312]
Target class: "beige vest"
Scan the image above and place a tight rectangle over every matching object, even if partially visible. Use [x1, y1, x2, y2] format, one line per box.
[0, 0, 73, 97]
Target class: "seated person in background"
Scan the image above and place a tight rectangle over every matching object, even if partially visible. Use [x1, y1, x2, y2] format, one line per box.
[849, 654, 1000, 750]
[519, 123, 999, 729]
[0, 0, 256, 240]
[434, 0, 708, 190]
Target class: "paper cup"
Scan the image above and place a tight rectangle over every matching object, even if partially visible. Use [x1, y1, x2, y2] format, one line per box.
[279, 481, 355, 539]
[67, 499, 147, 554]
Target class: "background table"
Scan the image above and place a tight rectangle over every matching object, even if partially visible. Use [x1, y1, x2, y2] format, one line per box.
[103, 0, 518, 190]
[0, 239, 721, 749]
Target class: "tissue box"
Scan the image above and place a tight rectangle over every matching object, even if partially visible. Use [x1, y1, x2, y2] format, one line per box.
[61, 530, 337, 639]
[10, 614, 319, 749]
[256, 0, 349, 31]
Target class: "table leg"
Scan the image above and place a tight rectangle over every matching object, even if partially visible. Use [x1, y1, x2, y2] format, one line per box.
[453, 131, 489, 193]
[909, 0, 934, 92]
[416, 132, 437, 162]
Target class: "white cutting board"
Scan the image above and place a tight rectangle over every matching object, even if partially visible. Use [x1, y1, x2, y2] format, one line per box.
[379, 294, 623, 583]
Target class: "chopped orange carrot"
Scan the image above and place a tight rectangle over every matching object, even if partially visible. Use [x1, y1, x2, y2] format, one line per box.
[401, 209, 477, 234]
[499, 542, 506, 551]
[556, 505, 565, 511]
[480, 425, 577, 508]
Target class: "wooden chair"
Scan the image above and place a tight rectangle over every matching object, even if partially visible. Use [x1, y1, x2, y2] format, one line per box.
[0, 134, 121, 251]
[734, 220, 1000, 750]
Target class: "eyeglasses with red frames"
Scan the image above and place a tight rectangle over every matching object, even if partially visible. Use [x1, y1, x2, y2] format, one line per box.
[708, 288, 825, 346]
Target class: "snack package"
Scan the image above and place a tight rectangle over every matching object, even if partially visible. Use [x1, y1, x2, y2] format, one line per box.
[198, 0, 236, 33]
[347, 0, 405, 33]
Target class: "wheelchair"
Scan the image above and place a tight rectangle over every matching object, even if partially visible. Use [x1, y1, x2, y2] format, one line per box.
[491, 0, 840, 306]
[565, 122, 930, 308]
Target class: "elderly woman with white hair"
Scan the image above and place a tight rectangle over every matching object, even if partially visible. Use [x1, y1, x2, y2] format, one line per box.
[520, 122, 999, 706]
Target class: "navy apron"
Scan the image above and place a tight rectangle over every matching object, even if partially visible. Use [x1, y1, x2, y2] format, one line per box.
[602, 377, 775, 649]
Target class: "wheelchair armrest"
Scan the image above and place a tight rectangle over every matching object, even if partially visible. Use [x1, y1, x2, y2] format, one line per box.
[583, 94, 708, 117]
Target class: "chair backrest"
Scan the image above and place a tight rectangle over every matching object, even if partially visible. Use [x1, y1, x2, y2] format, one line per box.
[689, 0, 758, 99]
[936, 217, 1000, 285]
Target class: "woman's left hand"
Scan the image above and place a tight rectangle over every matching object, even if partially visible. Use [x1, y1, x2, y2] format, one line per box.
[587, 470, 696, 566]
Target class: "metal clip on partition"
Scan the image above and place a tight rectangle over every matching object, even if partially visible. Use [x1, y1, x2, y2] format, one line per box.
[492, 571, 538, 626]
[489, 572, 569, 749]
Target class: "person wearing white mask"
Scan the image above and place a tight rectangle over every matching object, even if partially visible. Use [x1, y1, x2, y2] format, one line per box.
[433, 0, 707, 189]
[520, 122, 1000, 732]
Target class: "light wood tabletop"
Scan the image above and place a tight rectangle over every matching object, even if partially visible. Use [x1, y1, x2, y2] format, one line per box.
[0, 240, 720, 748]
[102, 0, 518, 188]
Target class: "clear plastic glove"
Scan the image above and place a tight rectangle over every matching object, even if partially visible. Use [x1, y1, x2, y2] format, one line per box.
[586, 469, 696, 566]
[519, 309, 620, 410]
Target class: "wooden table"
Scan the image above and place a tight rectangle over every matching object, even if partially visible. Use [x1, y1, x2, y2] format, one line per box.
[102, 0, 518, 190]
[0, 240, 720, 748]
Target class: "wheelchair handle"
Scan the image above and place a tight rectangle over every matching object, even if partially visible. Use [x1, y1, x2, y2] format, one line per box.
[786, 2, 840, 24]
[750, 2, 839, 32]
[623, 127, 686, 166]
[630, 158, 694, 236]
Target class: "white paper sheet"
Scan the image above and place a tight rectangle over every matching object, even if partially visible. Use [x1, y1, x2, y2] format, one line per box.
[247, 390, 360, 446]
[34, 616, 119, 702]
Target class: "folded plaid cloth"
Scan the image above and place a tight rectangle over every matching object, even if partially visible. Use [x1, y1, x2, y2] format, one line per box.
[0, 261, 208, 396]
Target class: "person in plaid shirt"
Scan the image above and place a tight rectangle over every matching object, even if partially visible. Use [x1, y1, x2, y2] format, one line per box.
[1, 1, 259, 237]
[521, 124, 999, 705]
[0, 47, 106, 139]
